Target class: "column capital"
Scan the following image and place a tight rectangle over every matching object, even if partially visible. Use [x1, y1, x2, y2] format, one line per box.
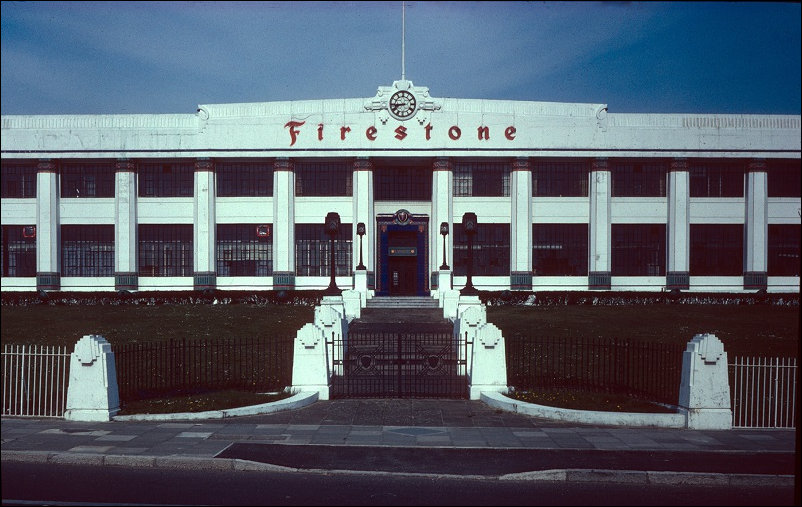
[747, 158, 767, 173]
[670, 157, 689, 172]
[274, 158, 294, 172]
[353, 157, 373, 171]
[37, 159, 57, 173]
[591, 157, 608, 171]
[194, 157, 215, 172]
[115, 159, 136, 173]
[433, 157, 452, 172]
[512, 157, 530, 172]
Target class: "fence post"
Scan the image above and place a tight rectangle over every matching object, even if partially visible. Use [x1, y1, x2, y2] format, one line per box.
[64, 335, 120, 422]
[678, 333, 731, 430]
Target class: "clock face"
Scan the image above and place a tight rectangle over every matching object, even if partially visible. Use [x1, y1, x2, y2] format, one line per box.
[389, 90, 417, 120]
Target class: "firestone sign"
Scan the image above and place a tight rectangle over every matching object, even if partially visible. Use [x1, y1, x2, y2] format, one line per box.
[283, 120, 517, 147]
[283, 79, 516, 147]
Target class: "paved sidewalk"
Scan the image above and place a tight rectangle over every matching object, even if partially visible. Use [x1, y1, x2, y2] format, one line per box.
[1, 399, 797, 485]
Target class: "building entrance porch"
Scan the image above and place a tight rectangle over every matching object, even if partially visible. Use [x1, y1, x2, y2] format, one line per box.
[376, 212, 429, 296]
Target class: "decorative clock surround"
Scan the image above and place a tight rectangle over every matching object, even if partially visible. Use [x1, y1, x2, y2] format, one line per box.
[364, 79, 442, 125]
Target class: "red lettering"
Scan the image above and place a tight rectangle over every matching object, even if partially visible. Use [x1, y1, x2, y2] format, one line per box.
[366, 126, 377, 141]
[284, 121, 305, 146]
[317, 123, 324, 141]
[448, 126, 461, 140]
[340, 126, 351, 140]
[505, 126, 516, 140]
[394, 125, 407, 140]
[425, 123, 433, 140]
[477, 126, 489, 140]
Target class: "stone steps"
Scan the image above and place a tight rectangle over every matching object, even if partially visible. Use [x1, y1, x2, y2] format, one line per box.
[366, 296, 440, 309]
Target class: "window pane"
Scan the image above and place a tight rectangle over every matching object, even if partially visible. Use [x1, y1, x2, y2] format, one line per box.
[374, 164, 432, 201]
[532, 224, 588, 276]
[61, 225, 114, 276]
[295, 223, 352, 276]
[611, 159, 668, 197]
[453, 223, 510, 276]
[453, 160, 511, 197]
[1, 161, 37, 198]
[689, 160, 745, 198]
[767, 160, 801, 198]
[216, 160, 273, 197]
[295, 160, 352, 196]
[611, 224, 666, 276]
[768, 224, 800, 276]
[137, 161, 194, 197]
[60, 161, 115, 198]
[138, 224, 193, 276]
[532, 159, 589, 197]
[216, 224, 273, 276]
[690, 224, 743, 275]
[1, 225, 36, 277]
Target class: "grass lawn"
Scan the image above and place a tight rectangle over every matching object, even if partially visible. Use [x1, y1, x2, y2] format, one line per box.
[2, 300, 798, 414]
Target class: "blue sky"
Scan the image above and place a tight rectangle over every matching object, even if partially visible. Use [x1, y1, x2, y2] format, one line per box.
[1, 1, 800, 115]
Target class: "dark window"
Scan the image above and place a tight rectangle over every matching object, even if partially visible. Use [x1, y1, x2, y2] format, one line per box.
[611, 159, 668, 197]
[216, 160, 273, 197]
[1, 225, 36, 277]
[60, 161, 115, 198]
[216, 224, 273, 276]
[295, 160, 352, 196]
[690, 224, 743, 276]
[295, 223, 352, 276]
[61, 225, 114, 277]
[767, 160, 801, 198]
[138, 224, 193, 276]
[768, 224, 800, 276]
[374, 164, 432, 201]
[611, 224, 666, 276]
[689, 160, 744, 197]
[1, 161, 37, 198]
[532, 224, 588, 276]
[453, 223, 510, 276]
[453, 160, 511, 197]
[532, 159, 589, 197]
[138, 161, 194, 197]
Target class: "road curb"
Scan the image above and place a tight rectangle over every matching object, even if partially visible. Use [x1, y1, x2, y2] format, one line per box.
[2, 450, 794, 486]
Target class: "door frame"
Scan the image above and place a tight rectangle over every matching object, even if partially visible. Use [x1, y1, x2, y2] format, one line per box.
[376, 212, 428, 296]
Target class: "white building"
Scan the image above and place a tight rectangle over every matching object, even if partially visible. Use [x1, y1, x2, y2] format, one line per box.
[1, 80, 800, 295]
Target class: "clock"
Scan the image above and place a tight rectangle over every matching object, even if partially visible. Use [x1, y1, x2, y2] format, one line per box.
[388, 90, 417, 120]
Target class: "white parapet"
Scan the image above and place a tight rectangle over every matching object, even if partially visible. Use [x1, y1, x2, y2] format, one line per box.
[678, 333, 732, 430]
[469, 322, 509, 400]
[64, 335, 120, 422]
[341, 289, 362, 321]
[290, 323, 330, 400]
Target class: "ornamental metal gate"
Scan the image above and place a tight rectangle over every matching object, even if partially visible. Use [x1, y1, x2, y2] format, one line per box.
[330, 330, 468, 398]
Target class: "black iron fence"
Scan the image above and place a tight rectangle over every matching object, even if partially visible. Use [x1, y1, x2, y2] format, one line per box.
[115, 336, 294, 401]
[506, 335, 684, 406]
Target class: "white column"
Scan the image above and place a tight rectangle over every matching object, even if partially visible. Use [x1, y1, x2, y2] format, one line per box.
[114, 159, 138, 290]
[193, 158, 216, 290]
[667, 158, 690, 290]
[588, 158, 610, 289]
[510, 158, 532, 290]
[352, 157, 374, 294]
[744, 159, 768, 290]
[272, 158, 295, 290]
[35, 160, 60, 290]
[431, 157, 453, 294]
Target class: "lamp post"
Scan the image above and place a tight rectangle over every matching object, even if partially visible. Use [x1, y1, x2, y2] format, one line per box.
[356, 222, 366, 270]
[439, 222, 449, 270]
[460, 212, 479, 296]
[323, 212, 342, 296]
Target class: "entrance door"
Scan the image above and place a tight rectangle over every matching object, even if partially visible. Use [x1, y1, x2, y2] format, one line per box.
[388, 230, 417, 296]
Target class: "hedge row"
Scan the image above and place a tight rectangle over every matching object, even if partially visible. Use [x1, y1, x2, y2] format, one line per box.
[2, 290, 797, 307]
